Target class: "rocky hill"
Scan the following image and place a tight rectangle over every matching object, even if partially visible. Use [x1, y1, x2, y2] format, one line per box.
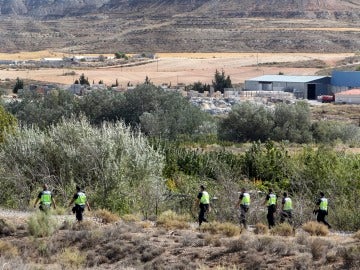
[1, 0, 360, 18]
[1, 0, 360, 53]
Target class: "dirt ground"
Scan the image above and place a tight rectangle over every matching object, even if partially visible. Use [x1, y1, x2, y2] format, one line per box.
[0, 52, 355, 86]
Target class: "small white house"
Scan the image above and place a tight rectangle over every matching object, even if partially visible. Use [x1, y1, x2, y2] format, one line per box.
[335, 89, 360, 104]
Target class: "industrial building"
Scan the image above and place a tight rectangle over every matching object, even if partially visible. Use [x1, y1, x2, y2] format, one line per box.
[331, 71, 360, 88]
[244, 75, 331, 100]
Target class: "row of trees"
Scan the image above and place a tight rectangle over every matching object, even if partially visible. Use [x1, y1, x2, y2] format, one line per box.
[5, 84, 360, 144]
[219, 101, 360, 144]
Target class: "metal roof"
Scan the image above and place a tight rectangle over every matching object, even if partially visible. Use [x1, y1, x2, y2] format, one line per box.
[247, 75, 328, 83]
[336, 89, 360, 96]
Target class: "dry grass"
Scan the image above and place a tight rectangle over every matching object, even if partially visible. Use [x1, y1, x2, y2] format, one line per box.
[93, 209, 120, 224]
[302, 221, 329, 236]
[0, 218, 16, 236]
[310, 238, 332, 261]
[71, 219, 98, 231]
[353, 230, 360, 240]
[58, 247, 86, 269]
[200, 222, 241, 237]
[0, 240, 18, 258]
[0, 52, 354, 86]
[156, 210, 191, 230]
[270, 223, 294, 237]
[121, 213, 142, 222]
[254, 223, 269, 235]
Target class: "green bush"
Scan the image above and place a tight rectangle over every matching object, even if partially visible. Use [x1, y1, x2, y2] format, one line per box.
[0, 117, 165, 216]
[27, 212, 58, 237]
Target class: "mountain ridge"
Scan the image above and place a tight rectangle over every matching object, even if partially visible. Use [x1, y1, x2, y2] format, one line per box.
[1, 0, 360, 18]
[1, 0, 360, 53]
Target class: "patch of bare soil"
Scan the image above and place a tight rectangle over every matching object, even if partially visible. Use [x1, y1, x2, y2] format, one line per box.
[0, 52, 355, 86]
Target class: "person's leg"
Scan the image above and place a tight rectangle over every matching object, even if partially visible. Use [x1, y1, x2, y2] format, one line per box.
[317, 210, 325, 223]
[75, 205, 84, 221]
[199, 205, 205, 226]
[267, 208, 272, 228]
[280, 211, 285, 223]
[240, 206, 248, 228]
[269, 207, 276, 228]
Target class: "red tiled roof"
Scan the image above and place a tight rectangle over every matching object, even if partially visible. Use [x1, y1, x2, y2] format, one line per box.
[336, 89, 360, 96]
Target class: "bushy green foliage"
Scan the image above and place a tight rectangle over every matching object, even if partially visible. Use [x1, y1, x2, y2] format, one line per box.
[212, 69, 232, 93]
[13, 77, 24, 94]
[6, 90, 78, 129]
[219, 101, 360, 145]
[0, 105, 17, 143]
[27, 212, 58, 237]
[218, 101, 274, 142]
[272, 101, 312, 143]
[0, 117, 165, 216]
[122, 84, 211, 139]
[311, 120, 360, 144]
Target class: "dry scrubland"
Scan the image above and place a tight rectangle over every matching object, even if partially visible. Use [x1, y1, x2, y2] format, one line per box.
[1, 210, 360, 270]
[0, 51, 355, 86]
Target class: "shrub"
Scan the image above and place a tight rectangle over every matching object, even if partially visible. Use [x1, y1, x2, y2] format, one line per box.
[71, 220, 98, 231]
[0, 240, 18, 258]
[121, 213, 142, 222]
[27, 212, 58, 237]
[341, 246, 360, 269]
[270, 223, 294, 236]
[310, 238, 331, 261]
[58, 247, 86, 269]
[302, 221, 329, 236]
[200, 222, 241, 237]
[93, 209, 120, 224]
[156, 210, 190, 230]
[293, 253, 312, 270]
[353, 230, 360, 240]
[0, 219, 16, 236]
[226, 238, 246, 252]
[254, 223, 268, 235]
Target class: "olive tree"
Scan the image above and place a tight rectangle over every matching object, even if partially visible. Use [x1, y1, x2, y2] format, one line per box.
[0, 117, 165, 216]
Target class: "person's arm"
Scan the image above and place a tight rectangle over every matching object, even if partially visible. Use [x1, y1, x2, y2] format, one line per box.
[68, 194, 77, 207]
[236, 194, 243, 208]
[195, 192, 201, 205]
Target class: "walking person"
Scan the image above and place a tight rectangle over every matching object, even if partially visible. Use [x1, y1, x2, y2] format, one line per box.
[264, 188, 277, 229]
[33, 184, 56, 212]
[68, 186, 91, 222]
[314, 192, 331, 229]
[280, 192, 293, 224]
[196, 185, 210, 226]
[236, 188, 250, 229]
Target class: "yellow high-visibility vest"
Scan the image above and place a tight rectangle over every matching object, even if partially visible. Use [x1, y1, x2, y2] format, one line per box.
[41, 190, 52, 205]
[267, 194, 277, 206]
[319, 198, 328, 211]
[75, 192, 86, 206]
[200, 191, 210, 204]
[241, 193, 250, 206]
[283, 197, 292, 211]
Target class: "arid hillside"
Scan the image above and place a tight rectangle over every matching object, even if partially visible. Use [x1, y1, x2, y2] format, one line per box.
[0, 0, 360, 53]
